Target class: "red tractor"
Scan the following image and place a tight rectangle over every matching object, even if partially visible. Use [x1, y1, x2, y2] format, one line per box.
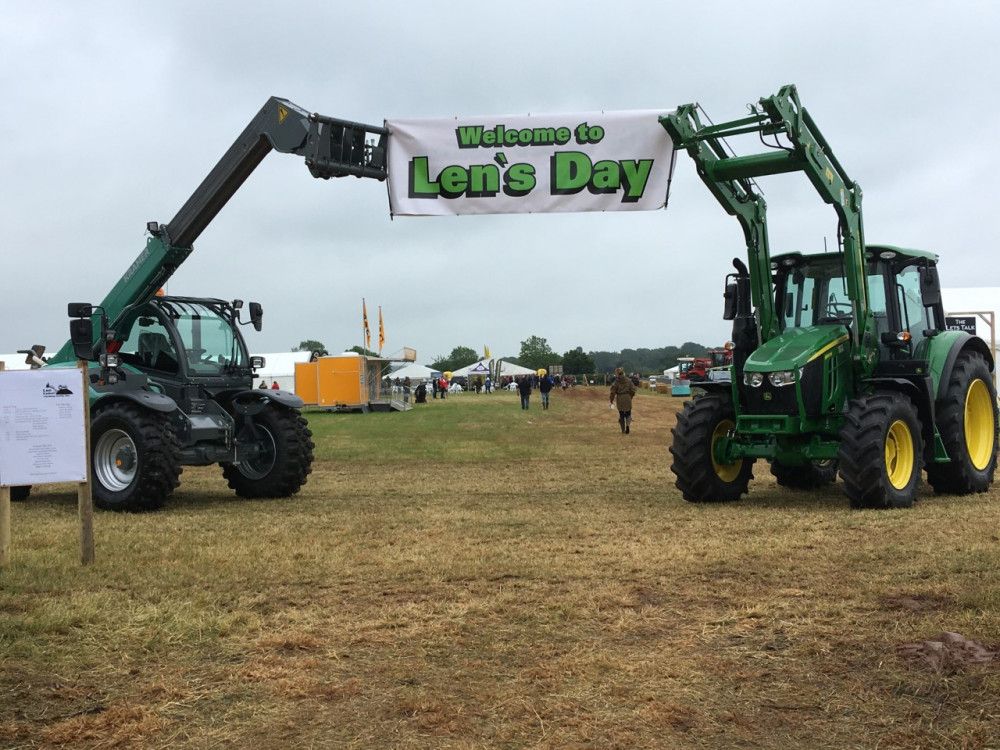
[677, 349, 733, 382]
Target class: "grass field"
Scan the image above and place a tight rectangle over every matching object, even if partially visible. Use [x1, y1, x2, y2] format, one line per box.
[2, 386, 999, 749]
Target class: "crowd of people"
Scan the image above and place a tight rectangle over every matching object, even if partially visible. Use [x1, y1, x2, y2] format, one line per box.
[391, 369, 642, 435]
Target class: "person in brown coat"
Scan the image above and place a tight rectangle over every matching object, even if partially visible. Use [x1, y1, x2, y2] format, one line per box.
[609, 367, 637, 434]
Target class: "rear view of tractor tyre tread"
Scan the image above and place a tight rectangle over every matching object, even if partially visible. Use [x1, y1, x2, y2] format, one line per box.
[90, 401, 182, 512]
[670, 394, 753, 503]
[770, 459, 838, 489]
[838, 391, 921, 509]
[926, 352, 998, 495]
[222, 407, 315, 499]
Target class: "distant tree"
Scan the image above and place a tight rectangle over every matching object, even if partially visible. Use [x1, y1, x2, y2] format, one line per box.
[347, 345, 379, 357]
[518, 335, 556, 371]
[431, 346, 479, 373]
[590, 350, 618, 374]
[294, 339, 328, 356]
[562, 347, 595, 376]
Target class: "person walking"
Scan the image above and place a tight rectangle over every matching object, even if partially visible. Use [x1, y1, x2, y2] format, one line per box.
[517, 375, 532, 410]
[538, 372, 553, 410]
[609, 367, 637, 434]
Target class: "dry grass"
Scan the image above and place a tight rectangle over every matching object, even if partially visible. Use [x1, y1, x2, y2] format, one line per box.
[2, 386, 999, 749]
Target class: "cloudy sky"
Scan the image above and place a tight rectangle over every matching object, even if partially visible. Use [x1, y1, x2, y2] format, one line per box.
[2, 1, 998, 366]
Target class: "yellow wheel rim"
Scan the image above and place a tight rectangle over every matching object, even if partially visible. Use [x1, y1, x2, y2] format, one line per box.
[711, 419, 742, 482]
[885, 419, 915, 490]
[964, 379, 995, 471]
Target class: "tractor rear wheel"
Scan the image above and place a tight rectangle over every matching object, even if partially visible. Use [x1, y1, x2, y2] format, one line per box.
[838, 391, 921, 509]
[770, 459, 838, 489]
[222, 406, 314, 498]
[91, 402, 181, 512]
[670, 393, 753, 503]
[926, 352, 998, 494]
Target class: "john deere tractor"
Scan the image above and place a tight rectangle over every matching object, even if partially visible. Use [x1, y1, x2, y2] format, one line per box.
[662, 85, 997, 508]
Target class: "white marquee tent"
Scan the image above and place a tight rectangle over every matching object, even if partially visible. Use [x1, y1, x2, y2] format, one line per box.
[452, 359, 537, 379]
[389, 363, 441, 382]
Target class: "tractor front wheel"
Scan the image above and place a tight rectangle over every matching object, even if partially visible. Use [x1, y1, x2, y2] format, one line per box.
[91, 402, 181, 512]
[670, 393, 753, 503]
[838, 391, 922, 509]
[222, 406, 314, 498]
[926, 352, 998, 494]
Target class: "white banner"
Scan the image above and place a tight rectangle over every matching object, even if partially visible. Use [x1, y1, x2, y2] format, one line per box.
[386, 110, 675, 216]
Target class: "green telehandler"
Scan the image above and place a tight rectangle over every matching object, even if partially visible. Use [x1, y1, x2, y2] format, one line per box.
[15, 98, 388, 511]
[662, 84, 998, 508]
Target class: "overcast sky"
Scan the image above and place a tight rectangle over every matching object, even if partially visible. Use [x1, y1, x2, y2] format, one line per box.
[2, 1, 998, 365]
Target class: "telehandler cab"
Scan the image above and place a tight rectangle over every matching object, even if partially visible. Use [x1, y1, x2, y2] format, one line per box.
[663, 85, 998, 508]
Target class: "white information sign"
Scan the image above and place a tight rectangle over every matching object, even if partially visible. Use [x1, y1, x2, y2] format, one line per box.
[0, 368, 87, 485]
[387, 109, 676, 216]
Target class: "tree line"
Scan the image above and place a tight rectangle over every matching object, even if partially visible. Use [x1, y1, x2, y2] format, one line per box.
[296, 337, 716, 377]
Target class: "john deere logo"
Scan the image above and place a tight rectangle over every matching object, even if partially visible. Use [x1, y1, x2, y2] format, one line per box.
[763, 392, 772, 401]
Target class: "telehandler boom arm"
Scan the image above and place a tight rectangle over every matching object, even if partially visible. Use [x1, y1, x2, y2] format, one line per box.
[51, 97, 388, 364]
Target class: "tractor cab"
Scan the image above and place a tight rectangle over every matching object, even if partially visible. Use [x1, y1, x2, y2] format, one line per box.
[770, 245, 944, 365]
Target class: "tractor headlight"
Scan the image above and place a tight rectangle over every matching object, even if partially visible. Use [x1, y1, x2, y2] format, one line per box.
[768, 370, 796, 387]
[744, 371, 764, 388]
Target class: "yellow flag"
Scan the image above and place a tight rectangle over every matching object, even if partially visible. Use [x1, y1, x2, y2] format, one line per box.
[378, 307, 385, 352]
[363, 299, 371, 349]
[484, 345, 491, 359]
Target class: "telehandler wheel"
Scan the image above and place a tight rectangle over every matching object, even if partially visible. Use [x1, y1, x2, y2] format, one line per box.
[670, 393, 753, 503]
[838, 391, 921, 509]
[770, 459, 838, 489]
[222, 406, 314, 498]
[10, 486, 31, 501]
[926, 352, 998, 494]
[91, 402, 181, 512]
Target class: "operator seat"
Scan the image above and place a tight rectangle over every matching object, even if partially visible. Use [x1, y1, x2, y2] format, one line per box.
[137, 331, 177, 372]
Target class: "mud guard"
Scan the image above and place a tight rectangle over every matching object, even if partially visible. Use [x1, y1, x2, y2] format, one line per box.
[230, 388, 304, 414]
[93, 388, 177, 414]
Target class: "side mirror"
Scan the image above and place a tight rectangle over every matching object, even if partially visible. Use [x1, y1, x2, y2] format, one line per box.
[249, 302, 263, 332]
[920, 263, 942, 306]
[69, 318, 95, 361]
[723, 281, 737, 321]
[67, 302, 93, 318]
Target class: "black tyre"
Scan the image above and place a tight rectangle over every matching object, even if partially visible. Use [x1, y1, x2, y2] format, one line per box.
[670, 393, 753, 503]
[770, 459, 838, 489]
[91, 402, 181, 512]
[10, 486, 31, 502]
[222, 407, 314, 498]
[838, 391, 921, 509]
[926, 352, 998, 494]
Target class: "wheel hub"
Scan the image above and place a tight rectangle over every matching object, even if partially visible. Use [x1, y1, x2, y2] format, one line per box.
[885, 419, 914, 490]
[964, 379, 995, 471]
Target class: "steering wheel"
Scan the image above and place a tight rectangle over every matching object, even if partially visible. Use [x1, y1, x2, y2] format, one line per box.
[824, 293, 852, 319]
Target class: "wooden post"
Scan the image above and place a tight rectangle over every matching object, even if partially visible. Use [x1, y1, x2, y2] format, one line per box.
[0, 361, 7, 567]
[77, 361, 94, 566]
[0, 485, 10, 567]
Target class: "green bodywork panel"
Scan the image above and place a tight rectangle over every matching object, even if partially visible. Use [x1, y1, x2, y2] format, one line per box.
[744, 325, 850, 373]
